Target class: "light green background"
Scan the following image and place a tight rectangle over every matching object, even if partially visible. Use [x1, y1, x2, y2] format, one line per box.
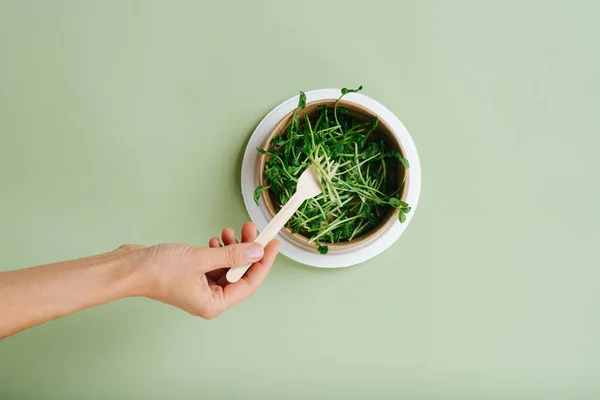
[1, 1, 599, 399]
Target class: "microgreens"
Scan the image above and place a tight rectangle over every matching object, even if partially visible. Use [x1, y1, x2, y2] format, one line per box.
[254, 87, 411, 253]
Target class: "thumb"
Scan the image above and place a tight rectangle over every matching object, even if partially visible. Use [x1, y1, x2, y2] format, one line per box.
[201, 242, 264, 271]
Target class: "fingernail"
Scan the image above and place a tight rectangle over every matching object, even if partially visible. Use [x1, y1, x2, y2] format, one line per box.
[246, 244, 264, 260]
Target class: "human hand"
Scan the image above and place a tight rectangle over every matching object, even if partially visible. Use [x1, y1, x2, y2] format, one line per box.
[128, 222, 280, 319]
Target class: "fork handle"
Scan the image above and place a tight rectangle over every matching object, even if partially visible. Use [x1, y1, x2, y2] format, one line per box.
[226, 193, 306, 283]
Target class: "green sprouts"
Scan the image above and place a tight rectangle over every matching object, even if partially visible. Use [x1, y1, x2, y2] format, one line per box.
[254, 86, 410, 254]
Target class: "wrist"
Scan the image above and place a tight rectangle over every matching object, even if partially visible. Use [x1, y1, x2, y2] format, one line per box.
[113, 246, 153, 299]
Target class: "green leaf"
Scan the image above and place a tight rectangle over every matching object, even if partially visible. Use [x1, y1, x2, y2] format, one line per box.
[388, 150, 410, 168]
[333, 144, 351, 155]
[302, 139, 311, 155]
[342, 221, 355, 238]
[389, 198, 401, 208]
[400, 200, 409, 208]
[398, 211, 407, 223]
[368, 213, 378, 227]
[270, 183, 281, 195]
[368, 117, 379, 133]
[309, 217, 323, 230]
[271, 135, 284, 147]
[362, 141, 379, 159]
[282, 177, 296, 190]
[263, 167, 274, 181]
[332, 229, 342, 242]
[361, 202, 373, 218]
[401, 206, 411, 213]
[305, 208, 318, 218]
[317, 242, 329, 254]
[341, 85, 363, 95]
[350, 133, 367, 147]
[256, 147, 268, 155]
[298, 91, 306, 109]
[253, 185, 269, 205]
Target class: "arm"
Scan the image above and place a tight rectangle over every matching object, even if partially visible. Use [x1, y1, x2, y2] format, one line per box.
[0, 222, 279, 340]
[0, 249, 140, 339]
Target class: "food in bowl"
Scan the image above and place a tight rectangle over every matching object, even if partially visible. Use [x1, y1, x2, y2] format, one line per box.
[253, 86, 411, 254]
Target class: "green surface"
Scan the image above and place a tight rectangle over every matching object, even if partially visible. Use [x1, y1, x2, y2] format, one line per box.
[0, 0, 599, 398]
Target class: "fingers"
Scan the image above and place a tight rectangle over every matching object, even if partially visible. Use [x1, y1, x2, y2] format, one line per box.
[198, 242, 264, 271]
[205, 223, 259, 280]
[241, 222, 257, 243]
[209, 237, 221, 248]
[240, 240, 279, 288]
[219, 240, 280, 310]
[221, 228, 237, 246]
[207, 237, 225, 282]
[211, 223, 256, 248]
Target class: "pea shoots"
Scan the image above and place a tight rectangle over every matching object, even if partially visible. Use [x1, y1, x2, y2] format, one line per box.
[254, 86, 410, 254]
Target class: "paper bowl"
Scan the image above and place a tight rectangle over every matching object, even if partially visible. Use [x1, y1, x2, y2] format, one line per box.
[256, 99, 408, 253]
[240, 89, 421, 268]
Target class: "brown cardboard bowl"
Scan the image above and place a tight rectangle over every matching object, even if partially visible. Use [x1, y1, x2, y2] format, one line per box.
[257, 99, 409, 253]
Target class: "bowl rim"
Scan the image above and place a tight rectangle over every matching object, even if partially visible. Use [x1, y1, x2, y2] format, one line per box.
[256, 98, 409, 253]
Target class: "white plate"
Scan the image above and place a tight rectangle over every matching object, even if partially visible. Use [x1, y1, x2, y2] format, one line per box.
[240, 89, 422, 268]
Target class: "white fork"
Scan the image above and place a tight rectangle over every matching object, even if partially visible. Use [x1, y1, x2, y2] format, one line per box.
[226, 159, 338, 283]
